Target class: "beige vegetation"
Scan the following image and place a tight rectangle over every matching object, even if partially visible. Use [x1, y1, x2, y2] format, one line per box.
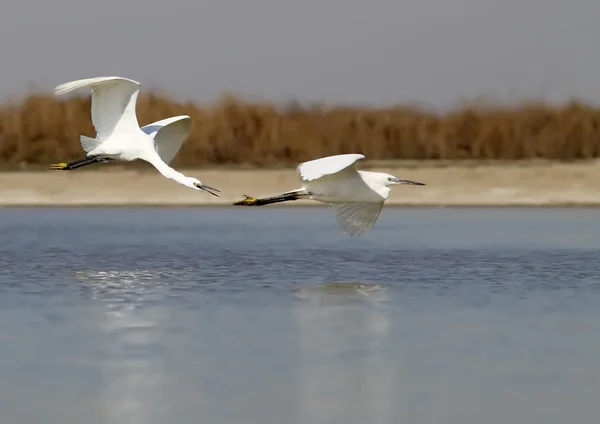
[0, 91, 599, 206]
[1, 92, 600, 167]
[1, 159, 599, 206]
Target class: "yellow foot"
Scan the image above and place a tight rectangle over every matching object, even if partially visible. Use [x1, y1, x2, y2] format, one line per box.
[232, 195, 260, 206]
[49, 162, 68, 170]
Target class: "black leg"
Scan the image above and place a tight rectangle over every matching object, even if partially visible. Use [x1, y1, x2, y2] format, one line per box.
[49, 156, 111, 170]
[233, 192, 303, 206]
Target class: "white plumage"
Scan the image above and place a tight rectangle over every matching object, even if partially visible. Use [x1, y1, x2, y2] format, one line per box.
[297, 153, 366, 181]
[139, 115, 192, 165]
[49, 76, 219, 196]
[55, 76, 141, 144]
[330, 202, 386, 237]
[234, 153, 425, 236]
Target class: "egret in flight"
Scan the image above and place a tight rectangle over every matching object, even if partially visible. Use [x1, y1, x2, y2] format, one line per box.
[49, 76, 220, 196]
[233, 153, 425, 236]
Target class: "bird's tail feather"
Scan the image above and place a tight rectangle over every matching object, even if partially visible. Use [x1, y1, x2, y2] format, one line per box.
[80, 136, 101, 153]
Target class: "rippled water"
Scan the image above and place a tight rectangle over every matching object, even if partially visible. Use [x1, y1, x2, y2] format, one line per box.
[1, 207, 599, 424]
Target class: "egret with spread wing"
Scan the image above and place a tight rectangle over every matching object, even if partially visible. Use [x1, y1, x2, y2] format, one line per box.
[233, 154, 425, 236]
[49, 76, 220, 196]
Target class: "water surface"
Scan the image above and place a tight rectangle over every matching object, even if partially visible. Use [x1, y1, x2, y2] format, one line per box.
[1, 207, 599, 424]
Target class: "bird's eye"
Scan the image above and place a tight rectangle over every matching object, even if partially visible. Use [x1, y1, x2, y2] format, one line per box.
[388, 177, 393, 182]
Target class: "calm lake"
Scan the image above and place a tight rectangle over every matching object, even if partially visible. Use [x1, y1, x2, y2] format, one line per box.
[1, 207, 599, 424]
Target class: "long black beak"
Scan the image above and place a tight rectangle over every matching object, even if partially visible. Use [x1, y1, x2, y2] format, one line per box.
[397, 179, 426, 186]
[195, 183, 221, 197]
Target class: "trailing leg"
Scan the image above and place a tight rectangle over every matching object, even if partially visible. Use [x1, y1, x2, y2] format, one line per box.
[49, 155, 111, 170]
[233, 190, 308, 206]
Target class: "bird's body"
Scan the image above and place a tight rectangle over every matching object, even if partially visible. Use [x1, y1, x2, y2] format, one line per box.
[298, 170, 390, 204]
[233, 153, 425, 236]
[49, 76, 219, 196]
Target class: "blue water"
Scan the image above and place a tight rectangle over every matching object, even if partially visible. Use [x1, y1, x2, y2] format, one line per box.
[1, 207, 599, 424]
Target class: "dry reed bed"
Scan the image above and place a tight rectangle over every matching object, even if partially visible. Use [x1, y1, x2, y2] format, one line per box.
[1, 93, 600, 166]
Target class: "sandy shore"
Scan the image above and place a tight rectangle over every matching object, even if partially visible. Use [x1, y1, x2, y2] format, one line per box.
[1, 160, 599, 206]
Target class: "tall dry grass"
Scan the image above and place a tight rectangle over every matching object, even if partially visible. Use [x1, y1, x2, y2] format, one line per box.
[1, 92, 600, 167]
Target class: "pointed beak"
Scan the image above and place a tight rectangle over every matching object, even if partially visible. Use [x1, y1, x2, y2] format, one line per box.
[194, 182, 221, 197]
[395, 178, 425, 186]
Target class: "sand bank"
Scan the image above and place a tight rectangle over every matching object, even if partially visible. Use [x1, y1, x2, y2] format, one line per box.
[1, 160, 599, 207]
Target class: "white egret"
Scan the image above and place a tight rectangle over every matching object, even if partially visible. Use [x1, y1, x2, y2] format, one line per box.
[49, 76, 220, 196]
[233, 153, 425, 236]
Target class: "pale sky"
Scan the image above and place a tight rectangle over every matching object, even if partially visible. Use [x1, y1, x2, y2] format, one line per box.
[1, 0, 598, 108]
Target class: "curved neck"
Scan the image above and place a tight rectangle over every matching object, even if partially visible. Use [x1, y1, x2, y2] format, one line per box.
[359, 170, 391, 199]
[143, 153, 187, 184]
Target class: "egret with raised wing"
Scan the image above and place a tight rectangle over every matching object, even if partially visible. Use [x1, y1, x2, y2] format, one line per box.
[49, 76, 220, 196]
[233, 153, 425, 236]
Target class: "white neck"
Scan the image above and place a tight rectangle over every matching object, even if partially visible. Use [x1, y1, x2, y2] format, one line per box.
[358, 170, 391, 199]
[143, 153, 188, 185]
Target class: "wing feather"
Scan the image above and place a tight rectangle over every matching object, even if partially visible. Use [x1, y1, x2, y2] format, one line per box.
[330, 202, 384, 236]
[140, 115, 192, 164]
[54, 76, 141, 140]
[297, 154, 365, 182]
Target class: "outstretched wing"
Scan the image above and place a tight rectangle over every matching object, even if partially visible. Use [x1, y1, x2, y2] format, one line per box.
[297, 154, 365, 182]
[140, 115, 192, 164]
[54, 76, 141, 140]
[330, 202, 384, 236]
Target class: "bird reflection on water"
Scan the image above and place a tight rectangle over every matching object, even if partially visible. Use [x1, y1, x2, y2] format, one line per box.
[74, 269, 396, 424]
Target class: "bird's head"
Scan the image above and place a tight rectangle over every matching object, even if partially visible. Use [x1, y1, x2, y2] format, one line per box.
[381, 173, 426, 188]
[184, 177, 221, 197]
